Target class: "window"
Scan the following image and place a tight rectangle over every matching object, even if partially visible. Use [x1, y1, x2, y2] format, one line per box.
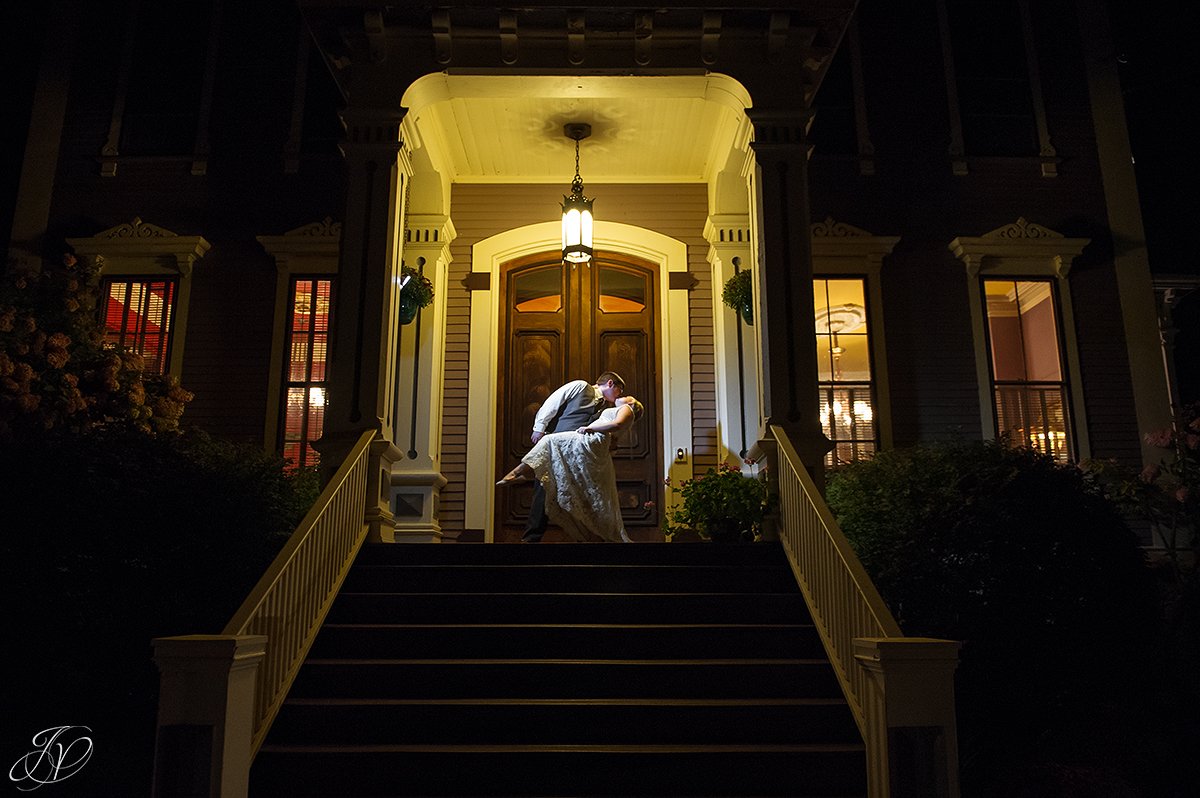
[950, 218, 1090, 461]
[946, 0, 1038, 156]
[119, 0, 213, 155]
[513, 267, 562, 313]
[815, 277, 877, 466]
[281, 277, 332, 468]
[100, 278, 177, 374]
[983, 279, 1071, 460]
[67, 217, 208, 380]
[598, 266, 647, 313]
[809, 219, 898, 464]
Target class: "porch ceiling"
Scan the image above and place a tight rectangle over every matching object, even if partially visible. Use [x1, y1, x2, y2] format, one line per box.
[401, 74, 753, 184]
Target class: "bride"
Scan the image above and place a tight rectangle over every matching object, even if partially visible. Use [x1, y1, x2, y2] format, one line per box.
[497, 395, 645, 542]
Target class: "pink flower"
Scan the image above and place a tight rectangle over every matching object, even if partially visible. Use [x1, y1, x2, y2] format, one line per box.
[45, 348, 69, 369]
[643, 500, 656, 509]
[47, 332, 70, 349]
[62, 253, 76, 268]
[663, 477, 672, 486]
[1144, 429, 1173, 448]
[1176, 487, 1190, 504]
[1139, 464, 1161, 483]
[1185, 434, 1200, 451]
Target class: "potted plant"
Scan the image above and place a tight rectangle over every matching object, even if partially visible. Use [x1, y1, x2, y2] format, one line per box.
[721, 270, 753, 326]
[663, 462, 772, 542]
[398, 265, 434, 324]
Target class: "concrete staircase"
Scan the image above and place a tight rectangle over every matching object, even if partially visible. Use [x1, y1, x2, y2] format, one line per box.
[249, 542, 867, 796]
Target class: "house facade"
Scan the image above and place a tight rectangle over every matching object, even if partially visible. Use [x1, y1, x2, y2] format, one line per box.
[8, 0, 1169, 544]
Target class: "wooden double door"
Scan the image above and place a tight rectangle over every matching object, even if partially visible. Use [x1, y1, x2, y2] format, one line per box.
[496, 251, 662, 542]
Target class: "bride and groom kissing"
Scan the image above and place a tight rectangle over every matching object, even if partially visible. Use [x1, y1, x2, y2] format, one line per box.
[497, 371, 644, 543]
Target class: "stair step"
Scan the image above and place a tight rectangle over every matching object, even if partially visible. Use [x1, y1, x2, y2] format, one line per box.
[308, 623, 824, 659]
[267, 698, 861, 745]
[341, 564, 798, 593]
[355, 541, 792, 567]
[289, 658, 844, 700]
[251, 543, 867, 796]
[250, 746, 868, 796]
[326, 591, 811, 625]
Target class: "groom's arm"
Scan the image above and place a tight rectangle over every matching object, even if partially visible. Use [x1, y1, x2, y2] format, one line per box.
[531, 380, 585, 441]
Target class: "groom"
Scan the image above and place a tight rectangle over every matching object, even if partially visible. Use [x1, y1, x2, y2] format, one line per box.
[520, 371, 625, 543]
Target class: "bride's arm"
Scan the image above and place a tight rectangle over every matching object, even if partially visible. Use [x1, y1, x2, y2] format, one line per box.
[577, 404, 634, 434]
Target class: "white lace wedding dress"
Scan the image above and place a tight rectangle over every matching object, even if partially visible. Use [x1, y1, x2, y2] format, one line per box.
[521, 406, 628, 542]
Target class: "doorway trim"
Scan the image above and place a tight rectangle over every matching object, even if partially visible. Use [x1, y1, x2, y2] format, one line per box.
[466, 220, 691, 540]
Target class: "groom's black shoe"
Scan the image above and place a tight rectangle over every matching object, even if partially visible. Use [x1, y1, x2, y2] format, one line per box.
[520, 532, 544, 543]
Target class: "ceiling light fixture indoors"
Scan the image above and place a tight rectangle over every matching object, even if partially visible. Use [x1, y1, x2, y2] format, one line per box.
[560, 122, 595, 267]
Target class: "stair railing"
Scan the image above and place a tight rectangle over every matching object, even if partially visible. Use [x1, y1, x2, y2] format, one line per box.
[150, 428, 378, 798]
[222, 428, 377, 754]
[769, 424, 962, 798]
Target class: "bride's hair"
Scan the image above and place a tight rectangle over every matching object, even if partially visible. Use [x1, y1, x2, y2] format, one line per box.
[623, 397, 645, 420]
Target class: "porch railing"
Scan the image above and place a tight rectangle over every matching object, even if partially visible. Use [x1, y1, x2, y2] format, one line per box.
[769, 424, 961, 798]
[222, 428, 376, 754]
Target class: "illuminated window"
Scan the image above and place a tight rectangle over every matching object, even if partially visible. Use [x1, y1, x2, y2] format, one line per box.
[281, 278, 333, 468]
[513, 267, 562, 313]
[814, 277, 876, 465]
[983, 279, 1072, 461]
[598, 266, 646, 313]
[101, 278, 177, 374]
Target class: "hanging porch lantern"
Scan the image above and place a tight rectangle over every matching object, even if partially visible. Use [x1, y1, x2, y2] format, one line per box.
[560, 122, 594, 266]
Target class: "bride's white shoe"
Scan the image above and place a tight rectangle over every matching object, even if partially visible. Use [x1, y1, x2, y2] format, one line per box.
[619, 529, 633, 543]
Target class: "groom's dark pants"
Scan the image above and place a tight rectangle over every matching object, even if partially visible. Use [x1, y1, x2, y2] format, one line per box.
[522, 484, 550, 543]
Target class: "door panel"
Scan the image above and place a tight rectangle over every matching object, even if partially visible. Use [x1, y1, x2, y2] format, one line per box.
[497, 251, 661, 542]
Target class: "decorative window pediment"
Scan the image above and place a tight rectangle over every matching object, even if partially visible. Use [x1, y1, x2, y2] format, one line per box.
[257, 217, 343, 272]
[67, 217, 211, 276]
[949, 218, 1089, 278]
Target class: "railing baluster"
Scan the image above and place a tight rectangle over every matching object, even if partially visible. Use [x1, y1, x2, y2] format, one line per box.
[219, 429, 376, 754]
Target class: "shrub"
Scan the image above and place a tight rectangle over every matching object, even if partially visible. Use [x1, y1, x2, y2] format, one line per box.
[826, 440, 1160, 794]
[1, 425, 318, 795]
[663, 462, 772, 542]
[0, 253, 193, 439]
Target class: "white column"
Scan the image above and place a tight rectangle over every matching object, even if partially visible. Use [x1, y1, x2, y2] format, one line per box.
[390, 214, 456, 542]
[705, 214, 761, 467]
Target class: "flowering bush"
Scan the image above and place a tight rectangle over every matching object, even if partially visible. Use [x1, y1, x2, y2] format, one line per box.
[663, 461, 772, 542]
[1085, 403, 1199, 571]
[0, 253, 193, 438]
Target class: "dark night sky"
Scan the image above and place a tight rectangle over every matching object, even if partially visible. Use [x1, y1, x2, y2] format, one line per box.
[0, 1, 1193, 274]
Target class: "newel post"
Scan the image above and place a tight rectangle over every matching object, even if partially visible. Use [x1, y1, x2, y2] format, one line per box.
[853, 637, 962, 798]
[151, 635, 267, 798]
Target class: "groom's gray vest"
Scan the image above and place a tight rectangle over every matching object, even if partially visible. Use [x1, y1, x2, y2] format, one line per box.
[546, 384, 605, 433]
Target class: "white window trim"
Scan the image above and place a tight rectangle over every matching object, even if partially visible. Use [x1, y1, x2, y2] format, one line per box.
[257, 217, 341, 453]
[67, 217, 209, 379]
[949, 217, 1091, 460]
[811, 217, 899, 454]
